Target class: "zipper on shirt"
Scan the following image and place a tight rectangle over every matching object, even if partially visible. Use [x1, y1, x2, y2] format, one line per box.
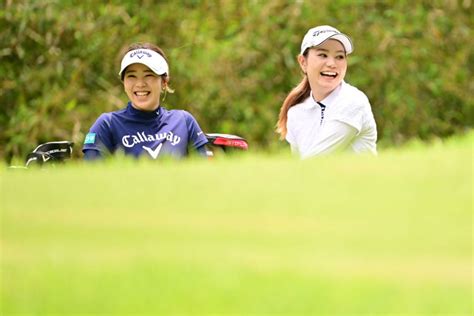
[317, 102, 326, 125]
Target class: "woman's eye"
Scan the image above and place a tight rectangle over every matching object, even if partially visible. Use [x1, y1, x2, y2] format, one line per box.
[318, 53, 327, 57]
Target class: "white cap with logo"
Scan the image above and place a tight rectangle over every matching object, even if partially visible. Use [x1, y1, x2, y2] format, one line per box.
[119, 48, 169, 79]
[300, 25, 353, 55]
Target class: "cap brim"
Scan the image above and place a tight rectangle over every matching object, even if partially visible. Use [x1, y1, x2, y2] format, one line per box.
[301, 32, 353, 55]
[118, 49, 169, 79]
[328, 34, 353, 54]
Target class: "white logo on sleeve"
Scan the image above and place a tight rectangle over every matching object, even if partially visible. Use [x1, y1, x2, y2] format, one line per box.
[142, 143, 163, 159]
[197, 131, 203, 136]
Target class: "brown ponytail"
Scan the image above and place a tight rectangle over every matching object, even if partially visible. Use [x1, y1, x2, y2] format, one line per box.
[276, 75, 311, 139]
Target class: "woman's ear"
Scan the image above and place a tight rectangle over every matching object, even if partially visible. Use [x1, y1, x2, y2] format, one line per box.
[161, 77, 168, 90]
[297, 54, 307, 74]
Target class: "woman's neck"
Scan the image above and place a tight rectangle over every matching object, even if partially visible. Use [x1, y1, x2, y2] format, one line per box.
[311, 90, 331, 102]
[311, 82, 342, 102]
[130, 102, 160, 112]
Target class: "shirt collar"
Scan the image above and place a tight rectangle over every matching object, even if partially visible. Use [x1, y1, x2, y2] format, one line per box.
[126, 102, 162, 118]
[301, 93, 319, 110]
[304, 81, 345, 109]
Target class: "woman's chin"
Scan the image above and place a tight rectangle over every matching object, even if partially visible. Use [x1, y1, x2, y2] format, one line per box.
[318, 78, 341, 90]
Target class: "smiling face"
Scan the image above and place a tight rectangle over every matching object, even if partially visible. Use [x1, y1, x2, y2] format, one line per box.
[123, 63, 165, 112]
[298, 39, 347, 101]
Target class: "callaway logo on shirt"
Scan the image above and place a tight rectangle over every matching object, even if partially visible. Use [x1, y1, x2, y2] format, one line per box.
[142, 143, 163, 159]
[121, 131, 181, 148]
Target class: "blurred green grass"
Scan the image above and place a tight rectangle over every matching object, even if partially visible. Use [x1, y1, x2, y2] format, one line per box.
[1, 133, 472, 315]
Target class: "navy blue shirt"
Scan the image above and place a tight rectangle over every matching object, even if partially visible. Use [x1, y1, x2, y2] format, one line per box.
[82, 102, 208, 159]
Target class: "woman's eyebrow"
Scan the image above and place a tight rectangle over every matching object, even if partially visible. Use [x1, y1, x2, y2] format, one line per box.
[125, 69, 155, 74]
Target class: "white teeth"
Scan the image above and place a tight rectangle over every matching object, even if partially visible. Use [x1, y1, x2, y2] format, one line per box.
[321, 72, 337, 76]
[135, 92, 149, 96]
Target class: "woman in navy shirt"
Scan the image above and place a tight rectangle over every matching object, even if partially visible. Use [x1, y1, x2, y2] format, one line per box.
[83, 43, 208, 160]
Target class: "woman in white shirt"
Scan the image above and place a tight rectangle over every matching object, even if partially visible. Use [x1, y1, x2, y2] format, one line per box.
[276, 25, 377, 158]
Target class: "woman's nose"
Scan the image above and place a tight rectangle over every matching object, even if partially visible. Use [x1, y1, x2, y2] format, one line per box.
[135, 78, 146, 86]
[326, 57, 336, 67]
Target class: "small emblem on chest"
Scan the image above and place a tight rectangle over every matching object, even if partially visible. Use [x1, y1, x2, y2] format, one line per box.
[142, 143, 163, 159]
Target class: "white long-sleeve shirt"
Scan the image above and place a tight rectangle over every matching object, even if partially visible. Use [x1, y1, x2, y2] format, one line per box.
[286, 81, 377, 159]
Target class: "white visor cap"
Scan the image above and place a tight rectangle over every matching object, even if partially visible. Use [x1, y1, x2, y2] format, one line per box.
[119, 48, 169, 79]
[300, 25, 353, 55]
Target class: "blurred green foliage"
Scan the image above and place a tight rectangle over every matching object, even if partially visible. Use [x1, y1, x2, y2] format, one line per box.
[1, 0, 472, 161]
[2, 132, 472, 314]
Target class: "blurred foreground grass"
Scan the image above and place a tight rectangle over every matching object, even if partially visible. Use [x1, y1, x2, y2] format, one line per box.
[1, 133, 472, 315]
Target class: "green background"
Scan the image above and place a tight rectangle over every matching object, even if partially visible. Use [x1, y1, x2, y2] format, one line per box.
[1, 0, 473, 161]
[1, 2, 472, 314]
